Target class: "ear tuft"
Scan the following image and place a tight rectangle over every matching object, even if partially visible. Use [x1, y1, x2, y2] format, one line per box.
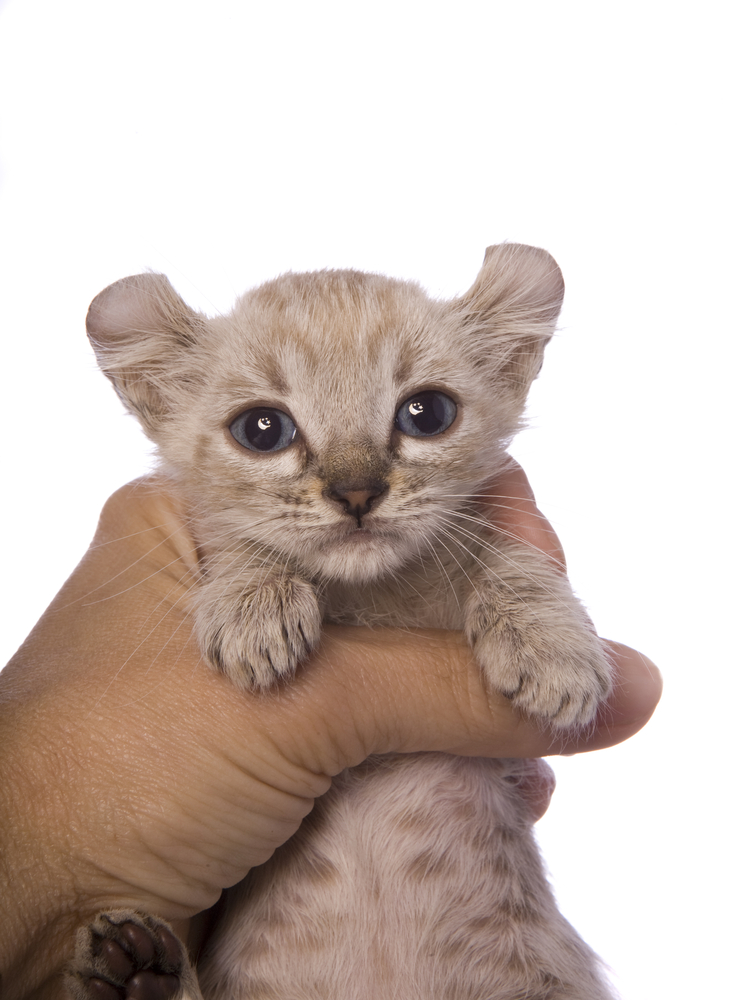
[87, 273, 202, 433]
[458, 243, 565, 397]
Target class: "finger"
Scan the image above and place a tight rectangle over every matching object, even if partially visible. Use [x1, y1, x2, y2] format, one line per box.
[267, 629, 662, 778]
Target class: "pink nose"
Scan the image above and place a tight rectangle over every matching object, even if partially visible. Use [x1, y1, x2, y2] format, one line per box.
[326, 480, 388, 520]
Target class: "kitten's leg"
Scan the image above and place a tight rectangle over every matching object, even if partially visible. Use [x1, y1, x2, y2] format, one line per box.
[466, 540, 612, 729]
[194, 560, 321, 689]
[65, 910, 204, 1000]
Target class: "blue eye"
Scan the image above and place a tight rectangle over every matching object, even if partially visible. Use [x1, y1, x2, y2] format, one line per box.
[229, 408, 297, 452]
[395, 391, 457, 437]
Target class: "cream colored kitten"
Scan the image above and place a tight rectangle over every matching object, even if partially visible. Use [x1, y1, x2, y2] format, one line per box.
[67, 244, 615, 999]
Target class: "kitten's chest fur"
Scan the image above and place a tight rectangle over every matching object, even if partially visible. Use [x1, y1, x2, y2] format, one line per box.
[321, 536, 485, 629]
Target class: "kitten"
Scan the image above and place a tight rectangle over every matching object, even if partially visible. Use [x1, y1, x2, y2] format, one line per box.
[67, 244, 615, 999]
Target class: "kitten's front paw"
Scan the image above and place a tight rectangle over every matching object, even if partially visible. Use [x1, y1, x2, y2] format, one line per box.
[467, 594, 612, 730]
[198, 575, 321, 689]
[65, 910, 201, 1000]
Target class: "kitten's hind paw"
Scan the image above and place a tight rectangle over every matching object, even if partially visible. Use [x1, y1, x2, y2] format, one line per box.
[65, 910, 203, 1000]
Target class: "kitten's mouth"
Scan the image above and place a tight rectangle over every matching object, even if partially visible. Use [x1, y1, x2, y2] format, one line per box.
[330, 524, 375, 545]
[346, 527, 376, 540]
[324, 519, 392, 549]
[341, 517, 390, 539]
[313, 513, 405, 552]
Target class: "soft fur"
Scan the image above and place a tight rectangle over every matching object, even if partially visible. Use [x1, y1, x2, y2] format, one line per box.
[67, 244, 615, 999]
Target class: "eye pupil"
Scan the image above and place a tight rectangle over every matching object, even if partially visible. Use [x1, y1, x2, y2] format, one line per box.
[396, 391, 456, 437]
[230, 408, 296, 452]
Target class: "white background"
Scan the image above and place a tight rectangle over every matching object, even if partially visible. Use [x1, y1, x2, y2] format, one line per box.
[0, 1, 726, 997]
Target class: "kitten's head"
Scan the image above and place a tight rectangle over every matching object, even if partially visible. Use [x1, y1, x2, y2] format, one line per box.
[87, 244, 563, 583]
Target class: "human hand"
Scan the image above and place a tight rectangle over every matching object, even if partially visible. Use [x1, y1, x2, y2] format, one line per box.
[0, 467, 661, 997]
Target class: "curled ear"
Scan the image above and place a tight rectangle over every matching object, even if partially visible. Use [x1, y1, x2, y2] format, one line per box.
[458, 243, 565, 397]
[87, 273, 204, 433]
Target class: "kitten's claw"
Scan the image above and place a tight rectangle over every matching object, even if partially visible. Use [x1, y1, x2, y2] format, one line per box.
[65, 910, 202, 1000]
[198, 575, 321, 689]
[497, 645, 612, 729]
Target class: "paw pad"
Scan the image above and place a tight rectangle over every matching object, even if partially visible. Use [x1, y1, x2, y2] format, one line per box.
[67, 912, 185, 1000]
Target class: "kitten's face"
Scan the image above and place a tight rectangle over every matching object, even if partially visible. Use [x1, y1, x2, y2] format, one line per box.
[87, 247, 564, 584]
[155, 273, 516, 583]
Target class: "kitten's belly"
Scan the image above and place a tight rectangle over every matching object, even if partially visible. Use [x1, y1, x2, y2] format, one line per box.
[197, 754, 609, 1000]
[197, 755, 540, 999]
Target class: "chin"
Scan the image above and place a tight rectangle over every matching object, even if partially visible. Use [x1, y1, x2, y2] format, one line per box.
[303, 534, 411, 584]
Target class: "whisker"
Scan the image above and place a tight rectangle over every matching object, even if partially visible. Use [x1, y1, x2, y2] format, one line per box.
[437, 515, 572, 613]
[72, 510, 289, 609]
[433, 522, 550, 617]
[444, 507, 568, 580]
[420, 535, 462, 611]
